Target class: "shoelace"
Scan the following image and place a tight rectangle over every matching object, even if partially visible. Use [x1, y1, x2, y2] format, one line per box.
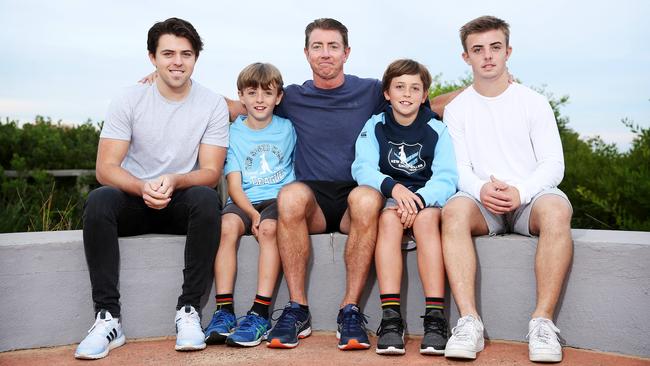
[270, 306, 305, 330]
[451, 316, 479, 341]
[376, 317, 404, 336]
[177, 309, 200, 328]
[235, 314, 268, 332]
[526, 319, 561, 345]
[211, 309, 234, 325]
[341, 309, 369, 333]
[421, 314, 447, 337]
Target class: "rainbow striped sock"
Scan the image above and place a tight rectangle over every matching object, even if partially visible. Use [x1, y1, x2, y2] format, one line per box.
[380, 293, 401, 313]
[250, 294, 272, 319]
[425, 297, 444, 314]
[215, 293, 234, 313]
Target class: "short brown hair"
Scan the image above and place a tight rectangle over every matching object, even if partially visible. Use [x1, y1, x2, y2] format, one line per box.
[459, 16, 510, 52]
[147, 17, 203, 57]
[381, 59, 432, 94]
[236, 63, 284, 93]
[304, 18, 349, 49]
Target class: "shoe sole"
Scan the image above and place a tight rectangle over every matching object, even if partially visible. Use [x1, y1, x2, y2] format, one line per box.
[530, 352, 562, 362]
[74, 335, 126, 359]
[376, 346, 405, 355]
[267, 327, 312, 348]
[226, 337, 263, 347]
[444, 348, 478, 359]
[420, 346, 445, 355]
[335, 330, 370, 350]
[205, 331, 231, 345]
[175, 342, 207, 351]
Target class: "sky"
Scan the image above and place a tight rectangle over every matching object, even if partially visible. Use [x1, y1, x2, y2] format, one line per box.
[2, 0, 649, 151]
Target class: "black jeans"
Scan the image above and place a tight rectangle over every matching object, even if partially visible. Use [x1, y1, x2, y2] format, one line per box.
[82, 185, 221, 318]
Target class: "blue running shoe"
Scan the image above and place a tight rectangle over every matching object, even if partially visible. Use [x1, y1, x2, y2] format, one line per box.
[266, 301, 311, 348]
[337, 304, 370, 350]
[74, 309, 125, 359]
[204, 308, 236, 344]
[226, 311, 271, 347]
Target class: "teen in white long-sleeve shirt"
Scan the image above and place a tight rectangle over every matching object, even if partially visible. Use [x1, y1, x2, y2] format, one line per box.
[440, 16, 573, 363]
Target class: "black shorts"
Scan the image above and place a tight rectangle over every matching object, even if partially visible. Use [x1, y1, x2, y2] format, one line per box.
[222, 199, 278, 235]
[301, 180, 357, 233]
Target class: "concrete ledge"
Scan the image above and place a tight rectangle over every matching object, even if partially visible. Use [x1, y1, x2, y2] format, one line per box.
[0, 229, 649, 357]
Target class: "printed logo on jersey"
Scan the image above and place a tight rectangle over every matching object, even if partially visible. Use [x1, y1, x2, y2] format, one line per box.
[387, 141, 425, 174]
[244, 144, 286, 185]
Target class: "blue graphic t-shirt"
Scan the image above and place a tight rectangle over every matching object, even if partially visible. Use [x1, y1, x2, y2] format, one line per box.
[224, 115, 297, 204]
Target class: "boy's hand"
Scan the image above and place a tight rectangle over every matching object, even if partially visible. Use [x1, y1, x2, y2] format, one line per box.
[391, 184, 423, 228]
[250, 211, 262, 237]
[139, 71, 158, 84]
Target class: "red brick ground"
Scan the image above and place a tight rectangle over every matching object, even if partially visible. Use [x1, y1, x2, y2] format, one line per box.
[1, 332, 648, 366]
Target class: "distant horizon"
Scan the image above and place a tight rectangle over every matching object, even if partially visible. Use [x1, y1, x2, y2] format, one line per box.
[2, 0, 648, 151]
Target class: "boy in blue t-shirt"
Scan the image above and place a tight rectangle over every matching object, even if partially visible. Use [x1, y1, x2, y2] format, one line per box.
[352, 59, 458, 355]
[204, 63, 296, 347]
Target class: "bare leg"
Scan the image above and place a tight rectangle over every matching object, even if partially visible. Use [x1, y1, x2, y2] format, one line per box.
[441, 197, 489, 318]
[256, 219, 281, 298]
[375, 209, 404, 294]
[276, 182, 326, 305]
[215, 213, 245, 294]
[413, 208, 445, 298]
[339, 186, 383, 307]
[529, 195, 573, 319]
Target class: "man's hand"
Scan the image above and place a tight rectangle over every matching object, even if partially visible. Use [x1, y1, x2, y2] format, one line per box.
[491, 175, 521, 211]
[139, 71, 158, 85]
[142, 175, 177, 209]
[479, 175, 521, 215]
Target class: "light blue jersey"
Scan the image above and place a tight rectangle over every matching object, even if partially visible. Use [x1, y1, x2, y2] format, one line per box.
[224, 115, 296, 204]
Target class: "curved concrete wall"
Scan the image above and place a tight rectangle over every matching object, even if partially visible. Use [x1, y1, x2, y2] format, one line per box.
[0, 229, 648, 357]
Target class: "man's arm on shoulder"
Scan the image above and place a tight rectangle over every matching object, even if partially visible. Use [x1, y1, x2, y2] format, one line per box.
[95, 138, 145, 196]
[430, 88, 464, 119]
[225, 97, 246, 122]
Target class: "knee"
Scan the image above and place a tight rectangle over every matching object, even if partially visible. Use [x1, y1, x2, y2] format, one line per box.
[348, 186, 383, 216]
[414, 208, 441, 229]
[220, 214, 243, 243]
[378, 209, 400, 227]
[441, 199, 471, 232]
[83, 186, 124, 222]
[185, 186, 220, 222]
[535, 196, 572, 233]
[277, 182, 311, 218]
[257, 220, 277, 242]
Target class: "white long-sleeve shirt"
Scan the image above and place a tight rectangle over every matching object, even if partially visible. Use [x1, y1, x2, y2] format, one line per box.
[443, 83, 564, 205]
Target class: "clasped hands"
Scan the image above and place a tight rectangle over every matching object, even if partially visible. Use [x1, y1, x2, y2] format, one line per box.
[389, 184, 424, 229]
[479, 175, 521, 215]
[141, 174, 179, 209]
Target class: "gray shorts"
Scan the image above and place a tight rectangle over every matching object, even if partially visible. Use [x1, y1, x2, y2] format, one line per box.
[449, 188, 572, 237]
[222, 199, 278, 235]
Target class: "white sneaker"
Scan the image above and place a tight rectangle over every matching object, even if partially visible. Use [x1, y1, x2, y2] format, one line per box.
[444, 315, 485, 359]
[74, 309, 125, 359]
[175, 305, 207, 351]
[527, 318, 562, 362]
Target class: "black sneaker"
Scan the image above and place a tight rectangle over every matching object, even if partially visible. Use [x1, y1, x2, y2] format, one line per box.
[420, 309, 448, 355]
[375, 308, 405, 355]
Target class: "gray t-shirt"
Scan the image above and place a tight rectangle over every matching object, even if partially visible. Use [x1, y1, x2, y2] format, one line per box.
[101, 80, 229, 180]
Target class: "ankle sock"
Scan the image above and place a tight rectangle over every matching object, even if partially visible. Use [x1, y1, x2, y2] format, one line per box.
[250, 294, 272, 318]
[380, 293, 401, 314]
[425, 296, 444, 314]
[215, 293, 234, 313]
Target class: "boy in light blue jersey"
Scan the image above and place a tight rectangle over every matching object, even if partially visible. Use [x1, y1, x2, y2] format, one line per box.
[204, 63, 296, 347]
[352, 59, 458, 355]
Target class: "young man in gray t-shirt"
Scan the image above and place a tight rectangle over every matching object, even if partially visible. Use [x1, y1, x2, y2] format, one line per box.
[74, 18, 229, 360]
